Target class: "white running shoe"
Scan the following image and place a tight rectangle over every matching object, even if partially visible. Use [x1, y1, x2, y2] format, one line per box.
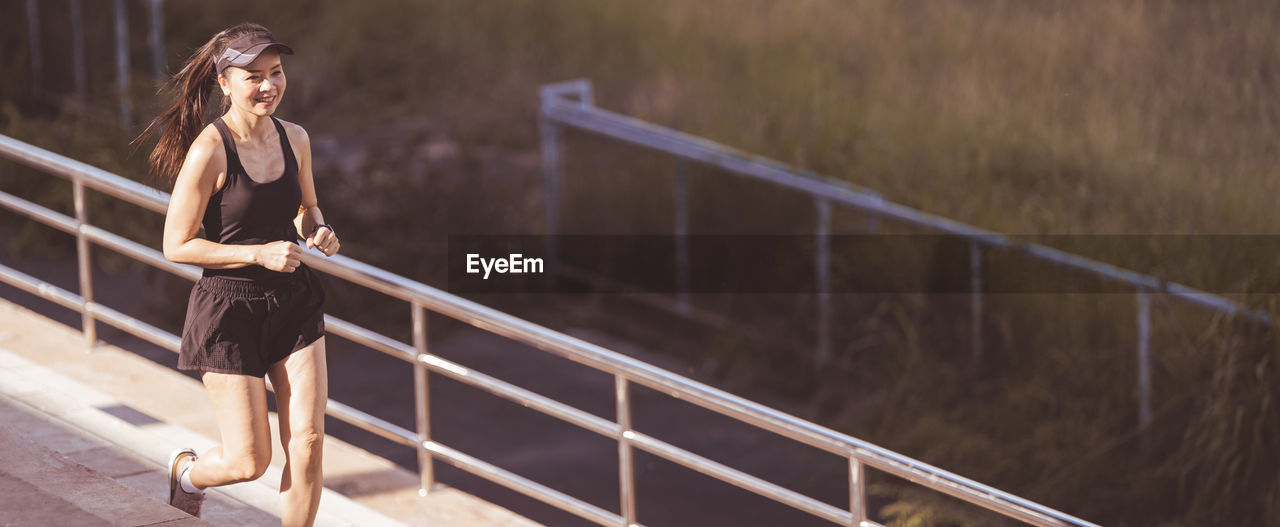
[167, 447, 206, 517]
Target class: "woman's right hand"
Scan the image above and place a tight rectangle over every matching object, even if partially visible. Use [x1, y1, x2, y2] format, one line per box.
[255, 241, 303, 272]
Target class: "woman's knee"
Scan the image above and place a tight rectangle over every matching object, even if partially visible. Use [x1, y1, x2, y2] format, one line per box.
[287, 431, 324, 466]
[226, 449, 272, 482]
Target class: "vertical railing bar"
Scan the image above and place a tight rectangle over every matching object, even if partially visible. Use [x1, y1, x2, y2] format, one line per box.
[616, 375, 636, 526]
[969, 240, 983, 370]
[113, 0, 132, 128]
[815, 197, 832, 367]
[674, 159, 690, 315]
[147, 0, 165, 81]
[1136, 291, 1152, 431]
[70, 0, 87, 103]
[73, 180, 96, 348]
[26, 0, 42, 95]
[412, 302, 435, 494]
[540, 100, 562, 269]
[849, 456, 866, 526]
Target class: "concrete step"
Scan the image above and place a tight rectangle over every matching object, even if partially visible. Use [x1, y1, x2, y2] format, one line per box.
[0, 395, 212, 527]
[0, 347, 402, 527]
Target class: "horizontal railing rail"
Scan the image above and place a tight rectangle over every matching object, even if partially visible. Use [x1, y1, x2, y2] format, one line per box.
[539, 79, 1260, 320]
[1, 130, 1097, 526]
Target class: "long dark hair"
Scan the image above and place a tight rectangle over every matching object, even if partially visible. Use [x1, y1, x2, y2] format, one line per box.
[131, 22, 271, 190]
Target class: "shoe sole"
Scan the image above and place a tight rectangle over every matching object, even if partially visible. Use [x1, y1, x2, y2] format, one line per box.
[167, 447, 197, 505]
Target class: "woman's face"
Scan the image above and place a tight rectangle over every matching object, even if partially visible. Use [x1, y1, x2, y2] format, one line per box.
[218, 49, 286, 117]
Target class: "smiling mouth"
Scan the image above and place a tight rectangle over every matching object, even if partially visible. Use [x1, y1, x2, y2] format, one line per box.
[256, 95, 276, 105]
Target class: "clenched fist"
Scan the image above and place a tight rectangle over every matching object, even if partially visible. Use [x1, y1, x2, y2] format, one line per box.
[306, 225, 340, 256]
[256, 240, 303, 272]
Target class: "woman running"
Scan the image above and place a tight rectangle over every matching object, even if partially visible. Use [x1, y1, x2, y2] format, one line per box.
[134, 22, 340, 525]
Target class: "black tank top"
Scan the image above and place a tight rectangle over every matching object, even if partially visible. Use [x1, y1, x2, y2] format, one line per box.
[201, 115, 301, 282]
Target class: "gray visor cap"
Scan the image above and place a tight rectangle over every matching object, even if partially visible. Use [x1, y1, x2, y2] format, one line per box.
[216, 32, 294, 75]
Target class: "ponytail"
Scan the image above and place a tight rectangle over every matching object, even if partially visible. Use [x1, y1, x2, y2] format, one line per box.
[131, 22, 271, 190]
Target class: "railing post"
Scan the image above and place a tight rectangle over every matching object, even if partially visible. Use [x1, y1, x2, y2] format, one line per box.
[26, 0, 42, 95]
[1136, 291, 1151, 431]
[815, 197, 832, 367]
[113, 0, 132, 128]
[73, 180, 96, 347]
[412, 302, 435, 495]
[540, 95, 562, 268]
[147, 0, 165, 81]
[674, 159, 690, 315]
[539, 80, 594, 269]
[616, 375, 637, 526]
[848, 456, 865, 526]
[70, 0, 87, 103]
[969, 240, 983, 370]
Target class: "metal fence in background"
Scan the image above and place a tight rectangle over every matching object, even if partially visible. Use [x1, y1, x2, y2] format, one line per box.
[0, 132, 1098, 526]
[538, 78, 1273, 432]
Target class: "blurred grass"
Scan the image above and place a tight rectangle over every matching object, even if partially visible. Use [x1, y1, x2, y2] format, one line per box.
[5, 1, 1280, 525]
[11, 0, 1280, 235]
[276, 0, 1280, 235]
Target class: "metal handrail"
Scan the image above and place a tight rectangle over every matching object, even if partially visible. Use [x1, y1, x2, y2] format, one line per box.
[538, 78, 1271, 432]
[1, 131, 1097, 526]
[539, 79, 1260, 320]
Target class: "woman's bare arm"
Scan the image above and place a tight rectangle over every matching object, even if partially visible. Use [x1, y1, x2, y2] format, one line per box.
[286, 122, 340, 256]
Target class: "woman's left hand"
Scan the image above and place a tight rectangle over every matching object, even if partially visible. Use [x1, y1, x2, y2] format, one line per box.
[306, 226, 340, 256]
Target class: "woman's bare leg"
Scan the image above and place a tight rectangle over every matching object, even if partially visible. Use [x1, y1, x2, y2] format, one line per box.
[188, 371, 273, 487]
[268, 336, 328, 527]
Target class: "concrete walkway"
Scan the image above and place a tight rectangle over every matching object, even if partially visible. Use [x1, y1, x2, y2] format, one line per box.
[0, 297, 543, 526]
[0, 393, 211, 526]
[0, 392, 215, 526]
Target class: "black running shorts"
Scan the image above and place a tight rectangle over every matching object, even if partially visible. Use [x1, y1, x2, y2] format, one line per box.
[179, 263, 326, 378]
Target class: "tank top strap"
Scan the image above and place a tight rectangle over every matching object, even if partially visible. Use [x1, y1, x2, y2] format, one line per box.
[210, 117, 243, 172]
[270, 116, 298, 174]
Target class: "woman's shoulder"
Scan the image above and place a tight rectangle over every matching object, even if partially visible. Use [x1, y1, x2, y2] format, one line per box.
[274, 118, 310, 148]
[183, 123, 227, 167]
